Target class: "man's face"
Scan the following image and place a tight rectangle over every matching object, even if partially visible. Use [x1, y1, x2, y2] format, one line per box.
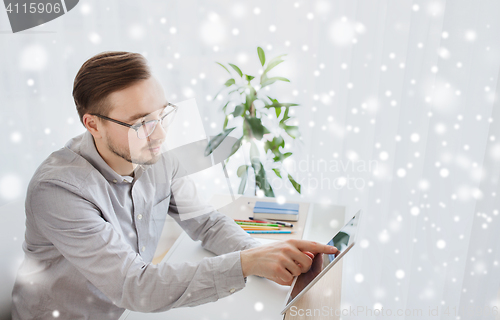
[101, 76, 168, 166]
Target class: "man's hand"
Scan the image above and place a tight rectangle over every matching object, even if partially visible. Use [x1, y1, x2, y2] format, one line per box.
[240, 239, 339, 286]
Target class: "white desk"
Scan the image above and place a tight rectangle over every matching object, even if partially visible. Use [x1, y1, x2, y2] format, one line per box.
[121, 235, 287, 320]
[120, 198, 348, 320]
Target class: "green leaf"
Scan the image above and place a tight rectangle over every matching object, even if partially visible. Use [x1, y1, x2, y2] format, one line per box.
[250, 140, 260, 160]
[275, 107, 281, 117]
[265, 102, 299, 109]
[272, 168, 282, 178]
[232, 104, 245, 117]
[288, 174, 301, 194]
[228, 63, 243, 77]
[252, 159, 275, 197]
[257, 47, 266, 66]
[221, 101, 230, 113]
[233, 104, 245, 118]
[265, 136, 287, 162]
[244, 87, 257, 111]
[283, 125, 300, 139]
[237, 165, 248, 177]
[260, 54, 287, 83]
[265, 185, 275, 197]
[267, 95, 277, 104]
[267, 54, 287, 67]
[216, 62, 231, 75]
[242, 119, 249, 137]
[245, 117, 265, 140]
[261, 77, 290, 88]
[238, 169, 248, 194]
[264, 136, 285, 156]
[245, 74, 255, 82]
[273, 151, 293, 162]
[228, 136, 243, 158]
[224, 79, 236, 87]
[250, 156, 261, 169]
[280, 107, 291, 125]
[263, 59, 285, 75]
[223, 116, 228, 130]
[212, 88, 223, 101]
[204, 127, 236, 156]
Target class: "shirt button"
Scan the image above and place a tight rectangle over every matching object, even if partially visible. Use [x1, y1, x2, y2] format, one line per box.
[141, 246, 146, 252]
[229, 288, 236, 294]
[112, 179, 117, 184]
[137, 214, 143, 220]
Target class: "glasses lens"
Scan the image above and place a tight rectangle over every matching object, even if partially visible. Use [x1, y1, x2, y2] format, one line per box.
[161, 108, 177, 129]
[137, 120, 157, 139]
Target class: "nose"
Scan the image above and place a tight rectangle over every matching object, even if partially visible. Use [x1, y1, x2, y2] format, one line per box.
[148, 121, 167, 142]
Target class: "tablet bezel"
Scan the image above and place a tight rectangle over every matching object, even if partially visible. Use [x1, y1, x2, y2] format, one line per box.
[280, 210, 361, 315]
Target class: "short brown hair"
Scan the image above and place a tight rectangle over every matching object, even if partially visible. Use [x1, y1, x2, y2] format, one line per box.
[73, 51, 151, 126]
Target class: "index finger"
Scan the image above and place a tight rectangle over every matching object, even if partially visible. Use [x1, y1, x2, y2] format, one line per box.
[288, 239, 338, 254]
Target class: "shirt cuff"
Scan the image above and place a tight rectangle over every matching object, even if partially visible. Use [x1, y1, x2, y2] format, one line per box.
[210, 251, 247, 300]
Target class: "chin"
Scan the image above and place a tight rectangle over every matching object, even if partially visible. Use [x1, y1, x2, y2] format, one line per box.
[132, 153, 161, 165]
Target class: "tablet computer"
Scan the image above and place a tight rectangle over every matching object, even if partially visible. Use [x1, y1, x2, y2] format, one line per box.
[280, 210, 362, 315]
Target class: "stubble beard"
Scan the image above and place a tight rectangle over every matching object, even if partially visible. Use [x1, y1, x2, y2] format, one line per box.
[106, 135, 161, 166]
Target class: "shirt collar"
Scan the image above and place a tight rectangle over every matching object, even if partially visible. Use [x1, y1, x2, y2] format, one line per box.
[66, 131, 150, 184]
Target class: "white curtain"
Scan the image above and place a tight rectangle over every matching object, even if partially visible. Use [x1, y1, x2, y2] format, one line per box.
[1, 0, 500, 318]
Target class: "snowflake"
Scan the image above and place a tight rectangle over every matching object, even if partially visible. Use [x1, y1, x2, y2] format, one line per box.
[0, 174, 23, 200]
[395, 269, 405, 279]
[464, 30, 477, 42]
[129, 24, 145, 39]
[88, 33, 101, 44]
[254, 302, 264, 311]
[410, 133, 420, 142]
[410, 206, 420, 216]
[20, 45, 48, 71]
[439, 168, 449, 178]
[80, 3, 91, 15]
[436, 240, 446, 249]
[397, 168, 406, 177]
[354, 273, 364, 283]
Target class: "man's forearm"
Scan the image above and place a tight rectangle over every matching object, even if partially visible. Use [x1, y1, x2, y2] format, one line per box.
[199, 210, 262, 255]
[172, 207, 261, 256]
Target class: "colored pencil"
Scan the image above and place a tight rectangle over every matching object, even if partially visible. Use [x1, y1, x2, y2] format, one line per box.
[234, 219, 263, 223]
[239, 226, 280, 230]
[245, 218, 269, 223]
[242, 228, 279, 231]
[235, 221, 280, 227]
[235, 219, 279, 225]
[246, 230, 294, 234]
[249, 217, 294, 227]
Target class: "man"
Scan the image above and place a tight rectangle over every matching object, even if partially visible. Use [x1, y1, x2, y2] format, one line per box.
[11, 51, 338, 319]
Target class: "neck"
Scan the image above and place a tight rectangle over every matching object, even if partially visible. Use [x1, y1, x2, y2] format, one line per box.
[93, 137, 137, 176]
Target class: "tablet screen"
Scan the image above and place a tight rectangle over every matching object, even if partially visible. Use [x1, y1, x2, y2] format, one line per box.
[285, 214, 359, 306]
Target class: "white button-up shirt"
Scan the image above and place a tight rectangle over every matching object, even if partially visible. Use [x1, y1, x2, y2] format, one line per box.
[11, 130, 260, 319]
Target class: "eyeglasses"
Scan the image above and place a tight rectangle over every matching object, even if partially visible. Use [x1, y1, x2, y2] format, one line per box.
[91, 103, 178, 139]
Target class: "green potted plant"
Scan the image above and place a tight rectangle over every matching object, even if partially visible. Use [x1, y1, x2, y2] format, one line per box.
[204, 47, 302, 197]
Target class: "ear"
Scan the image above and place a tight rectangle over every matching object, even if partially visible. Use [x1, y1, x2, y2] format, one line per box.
[83, 114, 103, 139]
